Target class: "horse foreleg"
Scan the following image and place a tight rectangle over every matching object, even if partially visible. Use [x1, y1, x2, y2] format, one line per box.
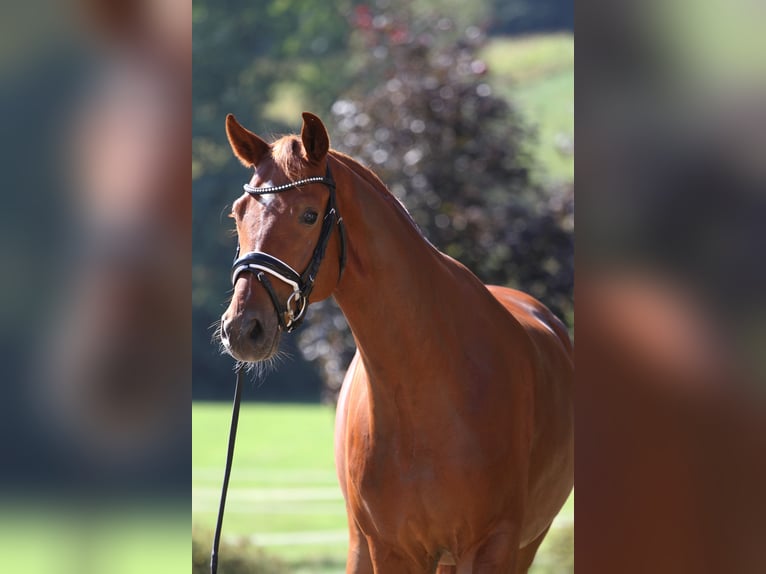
[367, 540, 432, 574]
[515, 525, 551, 574]
[346, 520, 373, 574]
[467, 522, 521, 574]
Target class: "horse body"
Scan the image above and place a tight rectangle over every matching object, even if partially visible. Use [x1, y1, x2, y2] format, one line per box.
[221, 113, 573, 573]
[330, 153, 573, 573]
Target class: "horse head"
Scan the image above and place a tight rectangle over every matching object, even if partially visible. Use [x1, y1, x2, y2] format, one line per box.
[220, 113, 345, 362]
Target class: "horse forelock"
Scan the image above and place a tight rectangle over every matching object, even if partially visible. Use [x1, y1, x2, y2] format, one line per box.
[271, 132, 389, 198]
[270, 135, 305, 180]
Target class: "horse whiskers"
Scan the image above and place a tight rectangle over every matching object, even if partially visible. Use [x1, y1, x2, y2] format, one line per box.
[209, 318, 227, 352]
[256, 348, 290, 376]
[209, 318, 223, 338]
[235, 348, 291, 383]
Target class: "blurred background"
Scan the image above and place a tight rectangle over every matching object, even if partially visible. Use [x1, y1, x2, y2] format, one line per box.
[577, 0, 766, 572]
[0, 0, 190, 572]
[192, 0, 572, 572]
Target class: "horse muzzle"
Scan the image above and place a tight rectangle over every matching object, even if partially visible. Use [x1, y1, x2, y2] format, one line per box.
[220, 307, 280, 362]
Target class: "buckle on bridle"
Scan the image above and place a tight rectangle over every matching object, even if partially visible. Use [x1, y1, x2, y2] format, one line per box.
[284, 289, 307, 330]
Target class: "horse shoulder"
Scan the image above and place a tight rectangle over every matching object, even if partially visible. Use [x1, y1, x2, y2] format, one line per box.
[334, 351, 372, 494]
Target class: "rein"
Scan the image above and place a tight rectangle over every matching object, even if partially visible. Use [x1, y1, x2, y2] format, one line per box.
[231, 163, 347, 332]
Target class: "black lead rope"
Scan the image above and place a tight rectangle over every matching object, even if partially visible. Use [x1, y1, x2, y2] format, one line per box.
[210, 364, 245, 574]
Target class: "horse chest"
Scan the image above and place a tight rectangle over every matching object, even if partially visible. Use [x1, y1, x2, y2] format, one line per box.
[340, 357, 533, 543]
[349, 455, 447, 540]
[347, 429, 502, 536]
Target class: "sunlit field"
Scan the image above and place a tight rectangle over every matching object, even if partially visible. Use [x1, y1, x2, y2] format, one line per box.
[482, 33, 574, 183]
[1, 506, 188, 574]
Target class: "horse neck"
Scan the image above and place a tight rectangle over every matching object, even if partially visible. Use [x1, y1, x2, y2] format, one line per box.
[331, 156, 462, 384]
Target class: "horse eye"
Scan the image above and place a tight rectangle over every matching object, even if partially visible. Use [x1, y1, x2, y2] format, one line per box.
[303, 210, 319, 225]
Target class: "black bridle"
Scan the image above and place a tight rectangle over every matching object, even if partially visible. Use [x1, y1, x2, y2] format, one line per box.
[231, 163, 347, 332]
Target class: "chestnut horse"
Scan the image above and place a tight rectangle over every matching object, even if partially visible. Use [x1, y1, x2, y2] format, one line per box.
[220, 112, 573, 573]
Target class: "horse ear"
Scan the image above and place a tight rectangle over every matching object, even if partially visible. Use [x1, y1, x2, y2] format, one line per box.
[301, 112, 330, 164]
[225, 114, 269, 167]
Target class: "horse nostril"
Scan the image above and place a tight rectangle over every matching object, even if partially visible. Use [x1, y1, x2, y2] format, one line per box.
[247, 320, 263, 343]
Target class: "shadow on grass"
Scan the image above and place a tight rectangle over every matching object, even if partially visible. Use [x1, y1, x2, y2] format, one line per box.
[192, 526, 289, 574]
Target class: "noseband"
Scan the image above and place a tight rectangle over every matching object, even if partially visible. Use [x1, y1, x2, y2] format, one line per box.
[231, 163, 347, 332]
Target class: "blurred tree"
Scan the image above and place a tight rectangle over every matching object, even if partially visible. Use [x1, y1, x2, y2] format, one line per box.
[297, 5, 574, 401]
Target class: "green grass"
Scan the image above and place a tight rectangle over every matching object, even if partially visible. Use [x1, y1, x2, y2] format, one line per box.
[193, 402, 346, 573]
[193, 402, 573, 573]
[193, 403, 337, 473]
[482, 33, 574, 183]
[482, 33, 574, 83]
[0, 506, 189, 574]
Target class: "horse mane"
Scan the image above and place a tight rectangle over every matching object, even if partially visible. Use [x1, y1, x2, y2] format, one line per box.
[328, 150, 387, 191]
[328, 150, 427, 239]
